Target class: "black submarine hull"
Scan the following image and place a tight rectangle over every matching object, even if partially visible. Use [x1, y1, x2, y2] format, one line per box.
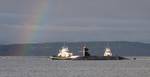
[72, 56, 128, 60]
[50, 56, 128, 60]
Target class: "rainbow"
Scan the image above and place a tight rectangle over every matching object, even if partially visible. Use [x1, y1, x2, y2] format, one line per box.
[14, 0, 49, 55]
[21, 0, 48, 43]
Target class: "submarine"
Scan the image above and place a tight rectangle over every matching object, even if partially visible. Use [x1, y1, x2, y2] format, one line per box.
[50, 45, 128, 60]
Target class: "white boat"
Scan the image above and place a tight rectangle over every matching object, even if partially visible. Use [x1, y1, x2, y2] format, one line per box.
[104, 48, 113, 56]
[50, 46, 79, 60]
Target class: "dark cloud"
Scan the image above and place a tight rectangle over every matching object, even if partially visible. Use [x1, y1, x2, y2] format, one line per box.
[0, 0, 150, 44]
[50, 0, 150, 18]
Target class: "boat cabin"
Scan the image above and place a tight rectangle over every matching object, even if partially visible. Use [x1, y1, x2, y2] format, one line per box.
[57, 47, 73, 58]
[104, 48, 112, 56]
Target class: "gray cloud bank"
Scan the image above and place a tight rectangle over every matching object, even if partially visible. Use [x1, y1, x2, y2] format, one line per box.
[0, 0, 150, 44]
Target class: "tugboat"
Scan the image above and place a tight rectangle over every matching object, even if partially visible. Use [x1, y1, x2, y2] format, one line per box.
[50, 46, 79, 60]
[98, 47, 128, 60]
[104, 47, 112, 56]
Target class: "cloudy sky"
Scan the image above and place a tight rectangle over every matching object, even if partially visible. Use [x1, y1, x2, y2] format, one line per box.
[0, 0, 150, 44]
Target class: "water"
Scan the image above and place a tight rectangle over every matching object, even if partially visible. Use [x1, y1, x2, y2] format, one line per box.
[0, 56, 150, 77]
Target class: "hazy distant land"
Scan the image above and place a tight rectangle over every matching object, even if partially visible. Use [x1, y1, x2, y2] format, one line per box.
[0, 41, 150, 56]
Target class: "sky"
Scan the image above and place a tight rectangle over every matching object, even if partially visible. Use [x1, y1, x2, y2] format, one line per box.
[0, 0, 150, 44]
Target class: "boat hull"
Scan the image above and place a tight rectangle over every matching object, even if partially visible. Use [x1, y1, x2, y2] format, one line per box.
[50, 56, 72, 60]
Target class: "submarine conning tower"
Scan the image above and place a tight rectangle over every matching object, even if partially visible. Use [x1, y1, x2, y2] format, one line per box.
[82, 46, 90, 57]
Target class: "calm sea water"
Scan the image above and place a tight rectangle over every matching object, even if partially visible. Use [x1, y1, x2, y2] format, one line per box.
[0, 56, 150, 77]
